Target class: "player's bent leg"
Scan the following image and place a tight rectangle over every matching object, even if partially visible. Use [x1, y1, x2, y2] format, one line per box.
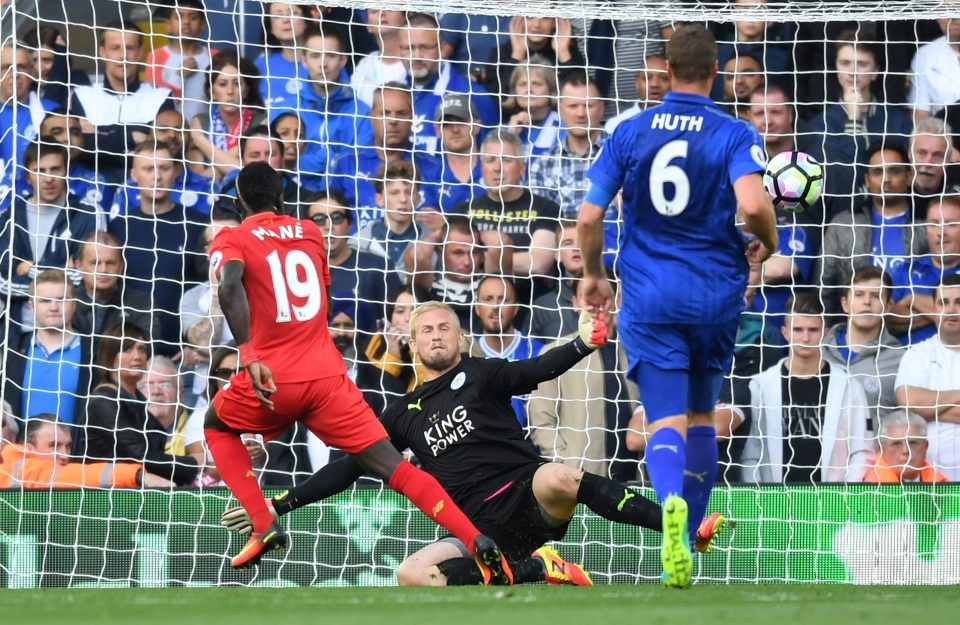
[396, 541, 465, 587]
[352, 439, 514, 585]
[569, 469, 663, 532]
[530, 463, 581, 522]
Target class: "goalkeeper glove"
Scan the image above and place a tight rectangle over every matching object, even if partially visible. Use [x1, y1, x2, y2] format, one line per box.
[578, 310, 608, 350]
[220, 499, 277, 535]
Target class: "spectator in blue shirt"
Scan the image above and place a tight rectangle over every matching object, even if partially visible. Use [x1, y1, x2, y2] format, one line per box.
[321, 83, 441, 229]
[889, 196, 960, 344]
[2, 269, 94, 433]
[712, 0, 793, 102]
[106, 141, 205, 354]
[0, 43, 57, 192]
[356, 160, 429, 279]
[274, 24, 373, 179]
[433, 94, 484, 214]
[254, 1, 311, 107]
[502, 57, 562, 156]
[398, 13, 499, 155]
[149, 109, 218, 215]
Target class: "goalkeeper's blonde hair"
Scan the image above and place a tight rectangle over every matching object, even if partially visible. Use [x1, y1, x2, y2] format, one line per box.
[409, 302, 460, 340]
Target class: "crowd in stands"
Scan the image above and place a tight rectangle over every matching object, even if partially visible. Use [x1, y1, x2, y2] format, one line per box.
[1, 0, 959, 488]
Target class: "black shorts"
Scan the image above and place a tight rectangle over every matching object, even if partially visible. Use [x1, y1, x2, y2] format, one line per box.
[446, 463, 571, 561]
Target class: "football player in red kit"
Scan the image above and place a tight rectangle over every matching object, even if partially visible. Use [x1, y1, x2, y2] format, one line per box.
[204, 162, 512, 584]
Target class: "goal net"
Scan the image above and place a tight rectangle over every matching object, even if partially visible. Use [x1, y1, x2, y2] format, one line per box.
[1, 0, 960, 587]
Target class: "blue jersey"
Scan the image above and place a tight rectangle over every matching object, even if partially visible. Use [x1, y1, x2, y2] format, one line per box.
[587, 92, 766, 324]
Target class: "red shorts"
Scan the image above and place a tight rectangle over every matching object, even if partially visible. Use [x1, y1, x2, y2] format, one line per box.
[212, 371, 387, 454]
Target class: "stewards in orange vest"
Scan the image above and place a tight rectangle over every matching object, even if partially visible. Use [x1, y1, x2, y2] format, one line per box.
[863, 410, 950, 484]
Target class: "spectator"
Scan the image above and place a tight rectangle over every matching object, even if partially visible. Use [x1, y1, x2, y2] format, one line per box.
[189, 50, 265, 180]
[329, 297, 360, 376]
[467, 275, 542, 425]
[218, 125, 303, 214]
[720, 52, 764, 120]
[1, 400, 18, 445]
[439, 13, 511, 82]
[743, 294, 873, 483]
[83, 322, 199, 485]
[71, 231, 154, 342]
[322, 83, 441, 225]
[355, 286, 418, 417]
[20, 25, 90, 109]
[529, 277, 638, 481]
[818, 143, 927, 312]
[800, 30, 913, 219]
[748, 83, 800, 158]
[823, 266, 905, 432]
[712, 0, 792, 102]
[110, 112, 219, 219]
[433, 95, 484, 213]
[572, 14, 673, 117]
[107, 141, 206, 354]
[910, 116, 960, 216]
[137, 356, 203, 465]
[304, 190, 399, 334]
[70, 21, 175, 183]
[405, 215, 500, 331]
[864, 410, 949, 483]
[530, 220, 581, 342]
[888, 196, 960, 344]
[351, 9, 408, 107]
[461, 130, 559, 280]
[270, 111, 306, 172]
[153, 107, 209, 179]
[255, 1, 312, 107]
[34, 109, 111, 213]
[502, 58, 561, 156]
[399, 13, 499, 154]
[0, 42, 56, 183]
[483, 16, 585, 107]
[528, 72, 606, 219]
[908, 18, 960, 122]
[356, 160, 426, 275]
[274, 24, 373, 176]
[2, 270, 95, 432]
[0, 416, 171, 488]
[895, 275, 960, 479]
[0, 141, 100, 326]
[604, 54, 669, 134]
[144, 0, 211, 123]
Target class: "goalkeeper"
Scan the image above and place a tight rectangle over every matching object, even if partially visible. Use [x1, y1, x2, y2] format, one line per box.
[223, 302, 724, 586]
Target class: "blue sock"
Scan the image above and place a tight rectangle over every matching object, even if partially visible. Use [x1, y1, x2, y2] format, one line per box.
[682, 425, 718, 542]
[645, 427, 686, 504]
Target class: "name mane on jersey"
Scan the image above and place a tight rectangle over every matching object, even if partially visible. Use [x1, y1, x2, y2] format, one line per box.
[250, 222, 305, 241]
[651, 113, 703, 132]
[423, 404, 475, 456]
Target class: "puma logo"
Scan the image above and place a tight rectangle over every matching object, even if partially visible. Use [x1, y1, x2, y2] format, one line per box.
[652, 444, 679, 453]
[684, 469, 709, 483]
[408, 398, 423, 411]
[617, 489, 636, 511]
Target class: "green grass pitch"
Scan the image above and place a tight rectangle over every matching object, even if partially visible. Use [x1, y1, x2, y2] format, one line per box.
[7, 585, 957, 625]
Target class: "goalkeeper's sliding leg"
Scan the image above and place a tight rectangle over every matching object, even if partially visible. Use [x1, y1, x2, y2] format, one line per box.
[222, 459, 727, 584]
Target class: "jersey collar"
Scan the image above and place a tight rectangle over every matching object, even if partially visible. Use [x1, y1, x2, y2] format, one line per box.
[662, 91, 718, 108]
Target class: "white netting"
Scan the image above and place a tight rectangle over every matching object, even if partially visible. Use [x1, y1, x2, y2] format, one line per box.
[1, 0, 960, 587]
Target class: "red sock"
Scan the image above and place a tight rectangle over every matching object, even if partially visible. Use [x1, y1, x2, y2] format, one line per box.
[205, 429, 274, 533]
[388, 461, 481, 554]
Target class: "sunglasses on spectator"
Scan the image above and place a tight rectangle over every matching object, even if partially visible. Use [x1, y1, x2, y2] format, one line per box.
[212, 367, 240, 379]
[312, 212, 347, 226]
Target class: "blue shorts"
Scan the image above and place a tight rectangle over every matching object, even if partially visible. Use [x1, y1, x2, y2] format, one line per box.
[622, 320, 738, 422]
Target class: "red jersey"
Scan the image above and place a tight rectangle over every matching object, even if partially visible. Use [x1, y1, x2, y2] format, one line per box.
[210, 212, 346, 382]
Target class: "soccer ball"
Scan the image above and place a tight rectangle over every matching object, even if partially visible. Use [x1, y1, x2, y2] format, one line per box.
[763, 150, 824, 213]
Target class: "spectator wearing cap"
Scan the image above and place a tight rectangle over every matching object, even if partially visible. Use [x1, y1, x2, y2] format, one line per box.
[273, 24, 373, 179]
[144, 0, 212, 124]
[320, 83, 442, 231]
[433, 94, 484, 214]
[398, 13, 499, 155]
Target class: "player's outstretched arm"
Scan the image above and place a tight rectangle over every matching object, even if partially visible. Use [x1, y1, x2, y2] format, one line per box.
[498, 311, 607, 392]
